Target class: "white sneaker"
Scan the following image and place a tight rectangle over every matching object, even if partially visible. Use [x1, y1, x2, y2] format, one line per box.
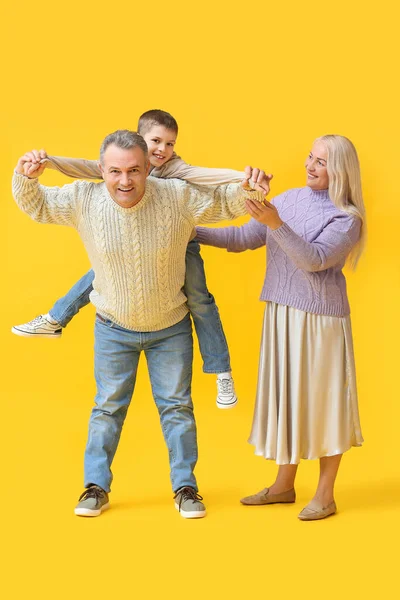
[11, 314, 62, 338]
[216, 376, 238, 409]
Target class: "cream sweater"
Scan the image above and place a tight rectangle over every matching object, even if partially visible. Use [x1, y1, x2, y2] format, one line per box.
[13, 173, 261, 331]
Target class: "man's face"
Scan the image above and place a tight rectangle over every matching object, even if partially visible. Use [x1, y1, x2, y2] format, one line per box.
[141, 125, 177, 168]
[100, 144, 150, 208]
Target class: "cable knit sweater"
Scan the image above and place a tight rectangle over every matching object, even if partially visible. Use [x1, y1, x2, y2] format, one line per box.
[13, 173, 262, 331]
[196, 187, 362, 317]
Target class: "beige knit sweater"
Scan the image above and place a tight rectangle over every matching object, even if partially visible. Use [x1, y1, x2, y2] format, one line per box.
[13, 173, 261, 331]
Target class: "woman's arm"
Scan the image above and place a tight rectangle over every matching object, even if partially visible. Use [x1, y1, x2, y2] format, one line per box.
[196, 219, 267, 252]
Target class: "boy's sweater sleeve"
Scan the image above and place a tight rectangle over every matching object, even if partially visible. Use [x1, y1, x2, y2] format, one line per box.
[12, 172, 85, 227]
[43, 156, 102, 180]
[153, 157, 245, 185]
[179, 181, 264, 224]
[196, 219, 267, 251]
[270, 214, 362, 271]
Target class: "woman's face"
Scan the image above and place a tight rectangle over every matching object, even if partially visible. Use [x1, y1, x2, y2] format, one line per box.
[305, 141, 329, 190]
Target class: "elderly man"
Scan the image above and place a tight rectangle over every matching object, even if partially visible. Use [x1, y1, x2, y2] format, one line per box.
[13, 129, 269, 519]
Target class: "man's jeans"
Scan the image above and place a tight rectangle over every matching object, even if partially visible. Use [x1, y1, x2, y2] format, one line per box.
[50, 240, 231, 373]
[85, 313, 198, 493]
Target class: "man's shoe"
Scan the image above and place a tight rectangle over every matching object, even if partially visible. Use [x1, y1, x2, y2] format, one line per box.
[216, 375, 238, 409]
[74, 485, 110, 517]
[174, 486, 206, 519]
[240, 487, 296, 505]
[11, 314, 62, 338]
[298, 501, 337, 521]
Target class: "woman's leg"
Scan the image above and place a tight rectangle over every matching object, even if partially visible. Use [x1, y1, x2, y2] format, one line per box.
[305, 454, 342, 509]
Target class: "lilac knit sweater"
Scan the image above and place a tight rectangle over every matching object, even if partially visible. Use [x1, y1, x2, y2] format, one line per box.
[196, 187, 361, 317]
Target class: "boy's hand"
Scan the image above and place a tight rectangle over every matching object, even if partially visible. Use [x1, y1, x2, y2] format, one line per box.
[241, 166, 273, 196]
[15, 149, 48, 178]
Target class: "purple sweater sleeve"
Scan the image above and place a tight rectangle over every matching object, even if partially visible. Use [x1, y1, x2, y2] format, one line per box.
[271, 213, 361, 272]
[196, 219, 267, 252]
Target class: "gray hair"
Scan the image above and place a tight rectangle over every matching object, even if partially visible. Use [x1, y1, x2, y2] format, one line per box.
[100, 129, 148, 164]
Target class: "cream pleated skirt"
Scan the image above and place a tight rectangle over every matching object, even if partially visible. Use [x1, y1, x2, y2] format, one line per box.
[249, 302, 363, 464]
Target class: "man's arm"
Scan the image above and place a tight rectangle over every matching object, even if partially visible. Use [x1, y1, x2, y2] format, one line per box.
[181, 166, 269, 225]
[12, 150, 84, 227]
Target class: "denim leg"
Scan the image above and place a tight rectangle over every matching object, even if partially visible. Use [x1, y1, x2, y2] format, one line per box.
[49, 270, 94, 327]
[145, 315, 198, 492]
[184, 240, 231, 374]
[84, 317, 140, 492]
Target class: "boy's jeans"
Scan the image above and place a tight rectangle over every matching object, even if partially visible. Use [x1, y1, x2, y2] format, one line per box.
[85, 313, 198, 493]
[50, 240, 231, 373]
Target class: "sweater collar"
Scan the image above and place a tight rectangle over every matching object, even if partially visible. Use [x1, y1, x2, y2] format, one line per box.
[305, 186, 331, 202]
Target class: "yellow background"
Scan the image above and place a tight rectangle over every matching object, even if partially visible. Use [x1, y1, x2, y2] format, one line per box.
[1, 1, 399, 598]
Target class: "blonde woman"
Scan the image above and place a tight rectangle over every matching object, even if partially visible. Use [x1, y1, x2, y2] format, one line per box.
[196, 135, 366, 520]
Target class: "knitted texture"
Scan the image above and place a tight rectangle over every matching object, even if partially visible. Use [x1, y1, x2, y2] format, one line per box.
[13, 173, 260, 331]
[196, 187, 362, 317]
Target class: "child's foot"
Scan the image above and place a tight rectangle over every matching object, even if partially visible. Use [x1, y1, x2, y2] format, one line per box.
[216, 373, 238, 409]
[11, 314, 62, 338]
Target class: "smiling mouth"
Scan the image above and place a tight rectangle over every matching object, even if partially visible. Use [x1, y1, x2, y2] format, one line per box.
[118, 187, 134, 193]
[153, 154, 165, 160]
[307, 172, 317, 179]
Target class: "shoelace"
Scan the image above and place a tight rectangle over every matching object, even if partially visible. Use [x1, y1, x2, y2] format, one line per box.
[218, 378, 233, 394]
[30, 315, 45, 325]
[78, 486, 106, 502]
[173, 487, 203, 509]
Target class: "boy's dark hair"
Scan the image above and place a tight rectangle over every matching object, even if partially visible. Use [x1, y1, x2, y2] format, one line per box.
[137, 109, 178, 136]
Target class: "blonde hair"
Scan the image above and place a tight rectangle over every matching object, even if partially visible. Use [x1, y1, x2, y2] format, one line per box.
[315, 135, 366, 269]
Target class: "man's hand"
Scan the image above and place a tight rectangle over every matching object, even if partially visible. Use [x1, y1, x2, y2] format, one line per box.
[241, 166, 273, 195]
[15, 149, 48, 179]
[245, 198, 283, 230]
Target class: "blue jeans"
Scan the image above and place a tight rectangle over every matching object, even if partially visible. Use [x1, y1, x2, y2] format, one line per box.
[85, 313, 197, 493]
[50, 240, 231, 373]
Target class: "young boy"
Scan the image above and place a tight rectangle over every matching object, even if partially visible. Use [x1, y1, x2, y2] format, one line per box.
[12, 110, 256, 409]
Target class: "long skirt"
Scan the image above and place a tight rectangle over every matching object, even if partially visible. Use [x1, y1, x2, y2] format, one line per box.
[248, 302, 363, 464]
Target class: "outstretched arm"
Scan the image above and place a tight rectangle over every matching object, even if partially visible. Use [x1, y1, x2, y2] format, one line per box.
[182, 166, 270, 224]
[196, 219, 267, 252]
[22, 148, 102, 180]
[13, 150, 84, 227]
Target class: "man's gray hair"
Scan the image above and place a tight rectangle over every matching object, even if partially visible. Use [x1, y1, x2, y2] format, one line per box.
[100, 129, 148, 164]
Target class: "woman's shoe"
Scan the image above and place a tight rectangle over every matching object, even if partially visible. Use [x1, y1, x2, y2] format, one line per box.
[240, 487, 296, 505]
[298, 501, 337, 521]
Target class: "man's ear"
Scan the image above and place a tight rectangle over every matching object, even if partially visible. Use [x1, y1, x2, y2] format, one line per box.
[146, 160, 151, 175]
[98, 161, 104, 176]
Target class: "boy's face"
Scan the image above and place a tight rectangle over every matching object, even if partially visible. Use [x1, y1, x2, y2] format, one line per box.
[142, 125, 177, 168]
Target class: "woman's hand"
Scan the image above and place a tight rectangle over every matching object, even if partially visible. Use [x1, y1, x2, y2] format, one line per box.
[245, 198, 283, 230]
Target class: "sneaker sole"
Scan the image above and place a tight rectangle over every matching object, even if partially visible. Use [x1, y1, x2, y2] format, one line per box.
[11, 327, 62, 338]
[216, 399, 238, 409]
[74, 502, 110, 517]
[174, 503, 206, 519]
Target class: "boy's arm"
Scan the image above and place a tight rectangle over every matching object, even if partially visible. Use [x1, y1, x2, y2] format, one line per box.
[42, 155, 102, 179]
[153, 157, 248, 185]
[13, 152, 84, 226]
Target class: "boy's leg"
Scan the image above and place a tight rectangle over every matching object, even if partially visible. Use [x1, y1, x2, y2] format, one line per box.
[49, 269, 94, 327]
[145, 315, 198, 492]
[12, 270, 94, 338]
[184, 240, 237, 409]
[82, 316, 140, 495]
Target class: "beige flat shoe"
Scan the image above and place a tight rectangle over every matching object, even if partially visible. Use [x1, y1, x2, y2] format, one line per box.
[298, 501, 337, 521]
[240, 487, 296, 505]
